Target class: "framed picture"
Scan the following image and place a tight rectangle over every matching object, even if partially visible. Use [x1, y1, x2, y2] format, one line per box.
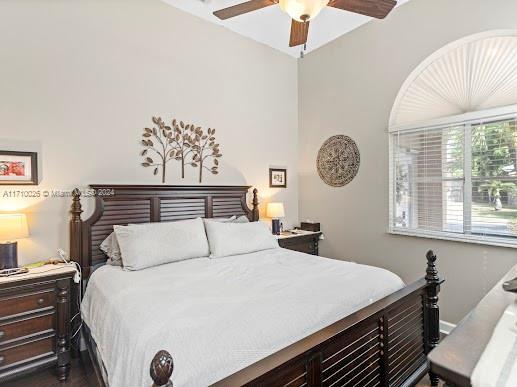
[269, 168, 287, 188]
[0, 151, 38, 185]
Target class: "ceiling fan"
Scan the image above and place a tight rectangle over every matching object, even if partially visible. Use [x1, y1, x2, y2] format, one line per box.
[213, 0, 397, 48]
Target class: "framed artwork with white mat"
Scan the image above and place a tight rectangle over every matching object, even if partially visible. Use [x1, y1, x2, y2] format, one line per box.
[269, 168, 287, 188]
[0, 151, 38, 185]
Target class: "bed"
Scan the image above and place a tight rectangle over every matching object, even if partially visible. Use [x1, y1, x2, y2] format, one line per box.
[69, 185, 443, 387]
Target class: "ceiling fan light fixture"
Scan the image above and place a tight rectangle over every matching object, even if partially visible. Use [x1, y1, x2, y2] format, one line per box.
[279, 0, 329, 22]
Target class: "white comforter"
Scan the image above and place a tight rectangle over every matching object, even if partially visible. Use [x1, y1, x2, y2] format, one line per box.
[81, 248, 404, 387]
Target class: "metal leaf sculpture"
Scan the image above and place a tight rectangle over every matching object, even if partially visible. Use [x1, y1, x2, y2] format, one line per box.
[141, 117, 176, 183]
[140, 117, 193, 183]
[188, 127, 222, 183]
[141, 116, 222, 183]
[170, 119, 195, 178]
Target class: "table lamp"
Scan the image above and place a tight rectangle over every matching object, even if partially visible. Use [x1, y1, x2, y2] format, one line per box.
[0, 213, 29, 270]
[266, 202, 285, 235]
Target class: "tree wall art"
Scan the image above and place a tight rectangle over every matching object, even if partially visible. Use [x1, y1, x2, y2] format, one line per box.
[140, 116, 222, 183]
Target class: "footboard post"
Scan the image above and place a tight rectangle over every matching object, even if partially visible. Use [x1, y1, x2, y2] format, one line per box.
[150, 350, 174, 387]
[424, 250, 442, 386]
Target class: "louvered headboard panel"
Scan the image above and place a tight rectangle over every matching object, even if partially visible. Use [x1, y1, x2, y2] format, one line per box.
[160, 198, 206, 222]
[212, 196, 248, 219]
[90, 199, 151, 266]
[70, 185, 259, 279]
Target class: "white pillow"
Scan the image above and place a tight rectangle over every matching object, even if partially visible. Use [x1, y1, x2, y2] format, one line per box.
[100, 232, 122, 266]
[204, 221, 279, 258]
[100, 223, 150, 266]
[114, 218, 209, 270]
[203, 215, 249, 225]
[233, 215, 250, 223]
[205, 215, 236, 223]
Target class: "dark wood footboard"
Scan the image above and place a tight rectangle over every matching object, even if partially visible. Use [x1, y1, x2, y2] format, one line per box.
[150, 251, 443, 387]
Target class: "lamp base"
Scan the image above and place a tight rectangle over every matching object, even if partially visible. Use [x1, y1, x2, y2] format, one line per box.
[271, 219, 281, 235]
[0, 241, 18, 270]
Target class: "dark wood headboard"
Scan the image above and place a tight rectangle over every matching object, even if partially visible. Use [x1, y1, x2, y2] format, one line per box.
[69, 185, 259, 279]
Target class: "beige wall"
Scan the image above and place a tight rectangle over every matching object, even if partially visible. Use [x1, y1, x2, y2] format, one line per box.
[0, 0, 298, 265]
[298, 0, 517, 324]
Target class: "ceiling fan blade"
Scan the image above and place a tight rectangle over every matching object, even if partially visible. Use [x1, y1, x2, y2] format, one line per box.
[213, 0, 276, 20]
[289, 19, 310, 47]
[329, 0, 397, 19]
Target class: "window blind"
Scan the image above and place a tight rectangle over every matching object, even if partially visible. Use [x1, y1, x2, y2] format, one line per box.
[471, 120, 517, 238]
[391, 126, 464, 234]
[390, 117, 517, 246]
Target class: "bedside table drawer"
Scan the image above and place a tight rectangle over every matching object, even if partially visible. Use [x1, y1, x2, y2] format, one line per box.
[282, 241, 315, 254]
[278, 232, 321, 255]
[0, 313, 54, 344]
[0, 336, 54, 370]
[0, 268, 74, 383]
[0, 289, 55, 319]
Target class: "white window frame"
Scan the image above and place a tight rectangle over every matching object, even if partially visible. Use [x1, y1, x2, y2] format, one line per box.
[388, 104, 517, 249]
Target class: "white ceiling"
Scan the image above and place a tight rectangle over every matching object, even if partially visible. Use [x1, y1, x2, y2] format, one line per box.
[162, 0, 411, 58]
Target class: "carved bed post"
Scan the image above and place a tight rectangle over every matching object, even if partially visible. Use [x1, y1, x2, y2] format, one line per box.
[150, 350, 174, 387]
[69, 188, 83, 354]
[70, 188, 83, 268]
[424, 250, 441, 386]
[252, 188, 259, 221]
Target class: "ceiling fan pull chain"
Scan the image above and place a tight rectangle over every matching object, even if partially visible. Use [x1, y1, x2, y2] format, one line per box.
[300, 43, 307, 59]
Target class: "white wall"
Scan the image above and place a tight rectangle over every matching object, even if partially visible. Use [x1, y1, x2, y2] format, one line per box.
[0, 0, 298, 265]
[298, 0, 517, 324]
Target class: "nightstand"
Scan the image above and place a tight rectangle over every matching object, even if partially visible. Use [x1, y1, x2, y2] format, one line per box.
[277, 231, 322, 255]
[0, 264, 76, 383]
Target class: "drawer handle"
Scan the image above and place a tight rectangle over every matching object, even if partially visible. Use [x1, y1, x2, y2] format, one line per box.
[37, 298, 45, 305]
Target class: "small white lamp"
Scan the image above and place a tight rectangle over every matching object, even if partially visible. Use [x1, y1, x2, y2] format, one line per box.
[0, 213, 29, 269]
[266, 202, 285, 235]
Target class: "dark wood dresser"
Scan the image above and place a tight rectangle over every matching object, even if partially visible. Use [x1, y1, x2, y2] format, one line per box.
[428, 264, 517, 386]
[0, 265, 76, 383]
[278, 231, 322, 255]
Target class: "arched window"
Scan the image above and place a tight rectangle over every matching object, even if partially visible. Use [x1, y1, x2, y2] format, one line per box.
[389, 31, 517, 247]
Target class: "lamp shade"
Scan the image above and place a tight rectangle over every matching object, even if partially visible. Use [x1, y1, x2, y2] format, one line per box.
[279, 0, 328, 22]
[266, 202, 285, 219]
[0, 214, 29, 241]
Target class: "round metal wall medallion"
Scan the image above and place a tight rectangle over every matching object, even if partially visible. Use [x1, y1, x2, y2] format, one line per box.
[317, 135, 360, 187]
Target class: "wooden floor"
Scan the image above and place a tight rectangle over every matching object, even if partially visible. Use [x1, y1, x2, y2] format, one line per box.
[4, 359, 439, 387]
[3, 358, 89, 387]
[417, 375, 444, 387]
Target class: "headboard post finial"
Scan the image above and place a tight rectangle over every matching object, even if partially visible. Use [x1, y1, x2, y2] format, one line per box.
[71, 188, 83, 221]
[252, 188, 259, 221]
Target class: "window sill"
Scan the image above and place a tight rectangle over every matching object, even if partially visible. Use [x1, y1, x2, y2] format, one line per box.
[389, 228, 517, 249]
